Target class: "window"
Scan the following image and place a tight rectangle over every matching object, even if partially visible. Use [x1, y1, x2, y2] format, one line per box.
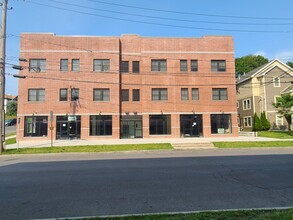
[59, 88, 68, 101]
[151, 59, 167, 72]
[29, 59, 46, 72]
[181, 88, 189, 100]
[71, 59, 80, 72]
[24, 116, 48, 137]
[132, 89, 140, 101]
[212, 88, 228, 100]
[149, 115, 171, 135]
[191, 60, 198, 72]
[276, 115, 283, 126]
[132, 61, 140, 73]
[244, 116, 252, 127]
[60, 59, 68, 72]
[93, 89, 110, 101]
[211, 60, 226, 72]
[180, 60, 187, 72]
[243, 98, 251, 110]
[237, 101, 239, 108]
[121, 89, 129, 102]
[71, 88, 79, 101]
[274, 96, 281, 103]
[93, 59, 110, 72]
[273, 77, 281, 87]
[152, 88, 168, 101]
[28, 89, 45, 102]
[211, 114, 231, 134]
[120, 61, 129, 73]
[192, 88, 199, 100]
[90, 115, 112, 136]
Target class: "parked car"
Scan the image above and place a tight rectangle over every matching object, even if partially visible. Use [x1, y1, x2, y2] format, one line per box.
[5, 118, 17, 126]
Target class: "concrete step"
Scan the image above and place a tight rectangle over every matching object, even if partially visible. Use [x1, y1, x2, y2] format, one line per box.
[172, 142, 214, 149]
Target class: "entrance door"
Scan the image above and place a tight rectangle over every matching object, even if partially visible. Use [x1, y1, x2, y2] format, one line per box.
[120, 116, 142, 139]
[56, 116, 81, 140]
[180, 114, 203, 137]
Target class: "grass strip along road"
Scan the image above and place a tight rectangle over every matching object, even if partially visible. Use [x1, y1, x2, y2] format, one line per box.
[79, 208, 293, 220]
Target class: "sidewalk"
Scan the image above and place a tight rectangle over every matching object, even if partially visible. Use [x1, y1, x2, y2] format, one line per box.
[5, 136, 289, 150]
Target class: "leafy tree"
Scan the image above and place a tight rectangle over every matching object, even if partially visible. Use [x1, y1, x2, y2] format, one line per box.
[260, 112, 270, 131]
[273, 94, 293, 130]
[6, 101, 17, 116]
[235, 55, 269, 76]
[286, 61, 293, 68]
[253, 113, 262, 131]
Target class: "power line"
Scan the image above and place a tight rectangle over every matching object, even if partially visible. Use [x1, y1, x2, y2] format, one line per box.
[48, 0, 293, 26]
[25, 1, 291, 33]
[87, 0, 293, 21]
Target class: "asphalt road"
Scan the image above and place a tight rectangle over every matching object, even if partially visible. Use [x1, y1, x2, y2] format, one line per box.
[5, 125, 16, 135]
[0, 149, 293, 220]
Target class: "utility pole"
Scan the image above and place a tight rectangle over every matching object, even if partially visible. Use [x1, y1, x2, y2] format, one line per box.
[0, 0, 8, 153]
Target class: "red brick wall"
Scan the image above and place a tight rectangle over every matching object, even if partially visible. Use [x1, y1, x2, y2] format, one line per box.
[17, 33, 237, 141]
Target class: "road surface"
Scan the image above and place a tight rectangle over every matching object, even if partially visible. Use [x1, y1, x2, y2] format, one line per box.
[0, 148, 292, 219]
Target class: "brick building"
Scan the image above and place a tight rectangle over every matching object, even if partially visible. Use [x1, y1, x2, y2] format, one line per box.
[17, 33, 238, 141]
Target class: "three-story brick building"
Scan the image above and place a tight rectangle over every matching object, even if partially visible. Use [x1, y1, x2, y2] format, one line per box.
[17, 33, 238, 141]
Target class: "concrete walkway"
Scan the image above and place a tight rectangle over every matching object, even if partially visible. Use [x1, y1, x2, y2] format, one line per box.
[5, 136, 292, 150]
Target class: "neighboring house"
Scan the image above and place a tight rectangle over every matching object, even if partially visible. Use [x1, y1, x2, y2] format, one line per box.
[4, 94, 17, 112]
[237, 59, 293, 131]
[17, 33, 238, 141]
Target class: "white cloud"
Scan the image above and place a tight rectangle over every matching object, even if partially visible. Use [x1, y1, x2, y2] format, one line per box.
[254, 51, 267, 57]
[274, 51, 293, 63]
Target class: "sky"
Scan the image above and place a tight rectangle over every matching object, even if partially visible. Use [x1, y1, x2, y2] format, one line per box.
[3, 0, 293, 95]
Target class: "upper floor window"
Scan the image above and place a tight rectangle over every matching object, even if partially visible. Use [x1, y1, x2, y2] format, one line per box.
[243, 98, 251, 110]
[93, 59, 110, 72]
[60, 59, 68, 72]
[120, 61, 129, 73]
[71, 88, 79, 101]
[71, 59, 80, 72]
[181, 88, 189, 100]
[28, 89, 45, 102]
[152, 88, 168, 100]
[273, 77, 281, 87]
[191, 60, 198, 72]
[211, 60, 226, 72]
[132, 61, 140, 73]
[192, 88, 199, 100]
[132, 89, 140, 101]
[212, 88, 228, 100]
[59, 88, 68, 101]
[180, 60, 188, 72]
[29, 59, 46, 72]
[93, 88, 110, 101]
[151, 59, 167, 72]
[121, 89, 129, 102]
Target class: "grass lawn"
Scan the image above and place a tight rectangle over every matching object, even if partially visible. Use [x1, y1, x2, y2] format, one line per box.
[258, 131, 293, 139]
[5, 137, 16, 145]
[80, 208, 293, 220]
[1, 143, 173, 155]
[214, 141, 293, 148]
[5, 132, 16, 138]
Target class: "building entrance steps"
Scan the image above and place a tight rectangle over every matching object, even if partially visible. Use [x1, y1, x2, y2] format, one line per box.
[172, 142, 215, 149]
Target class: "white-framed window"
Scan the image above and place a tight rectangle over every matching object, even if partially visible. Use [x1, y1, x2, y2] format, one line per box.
[276, 115, 283, 126]
[274, 95, 281, 103]
[243, 98, 251, 110]
[273, 77, 281, 87]
[244, 116, 252, 127]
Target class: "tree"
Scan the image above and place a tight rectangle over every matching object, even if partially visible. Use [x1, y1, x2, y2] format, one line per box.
[6, 101, 17, 116]
[235, 55, 269, 76]
[286, 61, 293, 68]
[273, 94, 293, 130]
[260, 112, 270, 131]
[253, 113, 262, 131]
